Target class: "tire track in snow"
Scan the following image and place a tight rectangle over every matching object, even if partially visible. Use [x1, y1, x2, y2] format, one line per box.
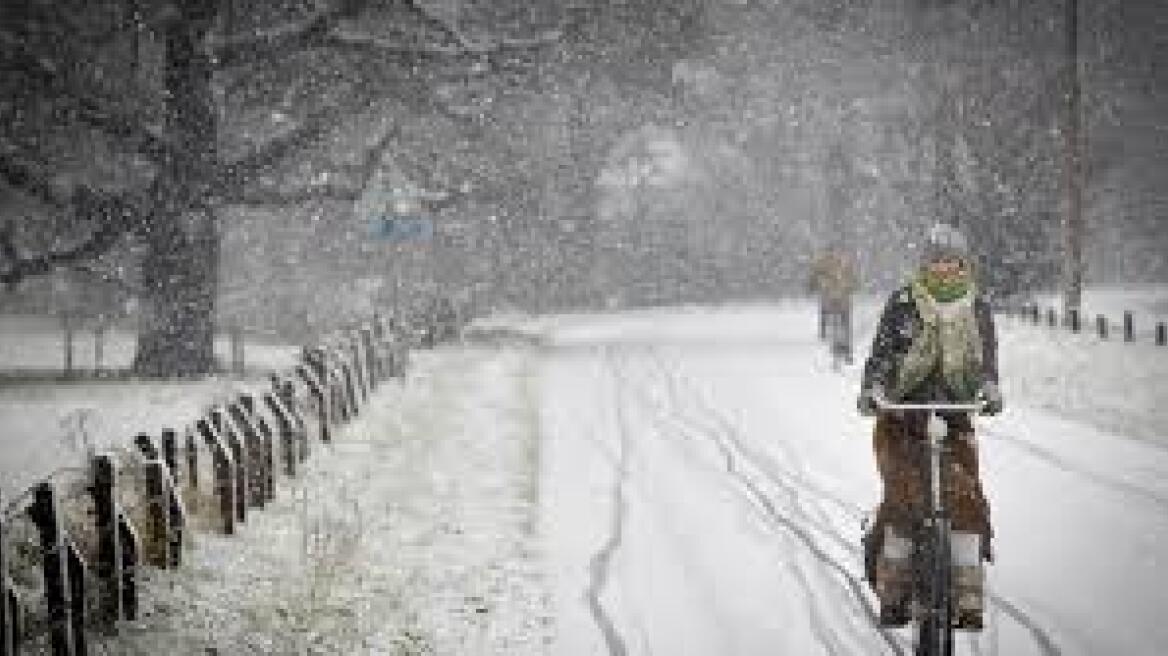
[655, 350, 1065, 656]
[612, 349, 756, 652]
[639, 349, 903, 656]
[583, 347, 631, 656]
[621, 353, 860, 655]
[682, 376, 1063, 656]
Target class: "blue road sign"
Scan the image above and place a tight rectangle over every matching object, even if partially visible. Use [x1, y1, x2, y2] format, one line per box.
[370, 215, 434, 242]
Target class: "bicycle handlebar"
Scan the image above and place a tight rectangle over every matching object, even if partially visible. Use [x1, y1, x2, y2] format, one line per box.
[873, 396, 985, 413]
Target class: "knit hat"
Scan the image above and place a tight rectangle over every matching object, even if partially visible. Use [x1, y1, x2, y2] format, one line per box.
[921, 222, 970, 266]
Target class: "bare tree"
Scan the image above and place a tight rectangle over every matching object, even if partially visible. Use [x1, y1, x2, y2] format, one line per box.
[0, 0, 555, 375]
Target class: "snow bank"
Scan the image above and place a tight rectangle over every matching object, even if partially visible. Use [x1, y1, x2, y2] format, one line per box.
[88, 348, 552, 655]
[997, 309, 1168, 446]
[1031, 284, 1168, 340]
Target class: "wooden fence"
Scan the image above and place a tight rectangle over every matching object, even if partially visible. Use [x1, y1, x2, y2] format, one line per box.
[1005, 303, 1168, 347]
[0, 313, 421, 655]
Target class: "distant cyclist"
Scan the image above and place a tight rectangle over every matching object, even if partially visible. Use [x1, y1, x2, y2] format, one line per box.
[809, 247, 857, 364]
[857, 222, 1003, 629]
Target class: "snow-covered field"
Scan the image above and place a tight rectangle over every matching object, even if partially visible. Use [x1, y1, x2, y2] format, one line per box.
[0, 377, 261, 500]
[0, 314, 301, 499]
[6, 286, 1168, 655]
[0, 314, 300, 373]
[1030, 284, 1168, 341]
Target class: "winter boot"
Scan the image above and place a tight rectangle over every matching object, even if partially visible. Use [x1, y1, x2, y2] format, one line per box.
[875, 527, 913, 627]
[951, 532, 985, 630]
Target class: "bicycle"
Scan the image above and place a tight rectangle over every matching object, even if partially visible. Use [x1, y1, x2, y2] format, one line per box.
[867, 397, 987, 656]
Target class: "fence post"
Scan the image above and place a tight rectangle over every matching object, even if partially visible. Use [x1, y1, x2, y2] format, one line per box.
[1068, 308, 1082, 333]
[214, 409, 248, 522]
[342, 360, 358, 419]
[3, 584, 16, 655]
[142, 461, 171, 568]
[239, 395, 275, 502]
[1124, 311, 1135, 342]
[318, 349, 349, 423]
[94, 323, 105, 375]
[229, 402, 266, 508]
[371, 318, 387, 379]
[296, 365, 330, 443]
[134, 433, 158, 460]
[65, 544, 87, 654]
[1157, 322, 1167, 346]
[348, 334, 367, 404]
[231, 324, 244, 375]
[264, 393, 297, 477]
[63, 313, 75, 379]
[1096, 315, 1108, 339]
[161, 429, 179, 484]
[360, 331, 372, 396]
[322, 348, 350, 423]
[185, 428, 198, 493]
[196, 419, 235, 534]
[90, 455, 122, 631]
[28, 483, 77, 656]
[0, 493, 13, 656]
[116, 515, 139, 620]
[1046, 307, 1057, 328]
[279, 379, 308, 463]
[304, 348, 337, 426]
[362, 326, 379, 384]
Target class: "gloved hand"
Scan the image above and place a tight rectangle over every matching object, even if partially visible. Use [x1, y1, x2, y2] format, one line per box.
[857, 384, 885, 416]
[979, 381, 1003, 416]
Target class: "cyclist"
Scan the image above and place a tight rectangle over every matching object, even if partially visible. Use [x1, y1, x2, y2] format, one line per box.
[857, 222, 1003, 629]
[809, 247, 857, 363]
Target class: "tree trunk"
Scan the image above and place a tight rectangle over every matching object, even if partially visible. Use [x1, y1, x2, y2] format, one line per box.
[132, 1, 220, 377]
[133, 211, 218, 376]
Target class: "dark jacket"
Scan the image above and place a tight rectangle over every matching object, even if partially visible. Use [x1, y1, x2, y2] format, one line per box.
[860, 284, 999, 403]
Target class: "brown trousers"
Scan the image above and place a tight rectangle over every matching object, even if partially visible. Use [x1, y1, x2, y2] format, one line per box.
[872, 412, 992, 541]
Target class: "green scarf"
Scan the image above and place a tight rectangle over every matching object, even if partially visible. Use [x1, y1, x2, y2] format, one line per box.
[892, 277, 983, 401]
[920, 269, 971, 303]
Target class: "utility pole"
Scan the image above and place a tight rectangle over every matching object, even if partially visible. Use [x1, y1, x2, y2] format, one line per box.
[1062, 0, 1084, 313]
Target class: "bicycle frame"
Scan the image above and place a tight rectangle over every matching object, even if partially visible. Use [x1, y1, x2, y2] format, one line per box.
[876, 399, 983, 656]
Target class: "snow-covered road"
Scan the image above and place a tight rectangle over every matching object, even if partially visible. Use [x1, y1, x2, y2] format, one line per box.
[51, 301, 1168, 655]
[537, 305, 1168, 656]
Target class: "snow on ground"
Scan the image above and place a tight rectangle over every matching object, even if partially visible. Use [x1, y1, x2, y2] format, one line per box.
[536, 298, 1168, 655]
[85, 347, 552, 656]
[997, 313, 1168, 446]
[6, 286, 1168, 655]
[0, 314, 300, 373]
[0, 314, 301, 499]
[0, 378, 262, 499]
[1031, 283, 1168, 341]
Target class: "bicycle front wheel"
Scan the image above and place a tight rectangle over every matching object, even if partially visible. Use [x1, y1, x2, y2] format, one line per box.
[914, 519, 955, 656]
